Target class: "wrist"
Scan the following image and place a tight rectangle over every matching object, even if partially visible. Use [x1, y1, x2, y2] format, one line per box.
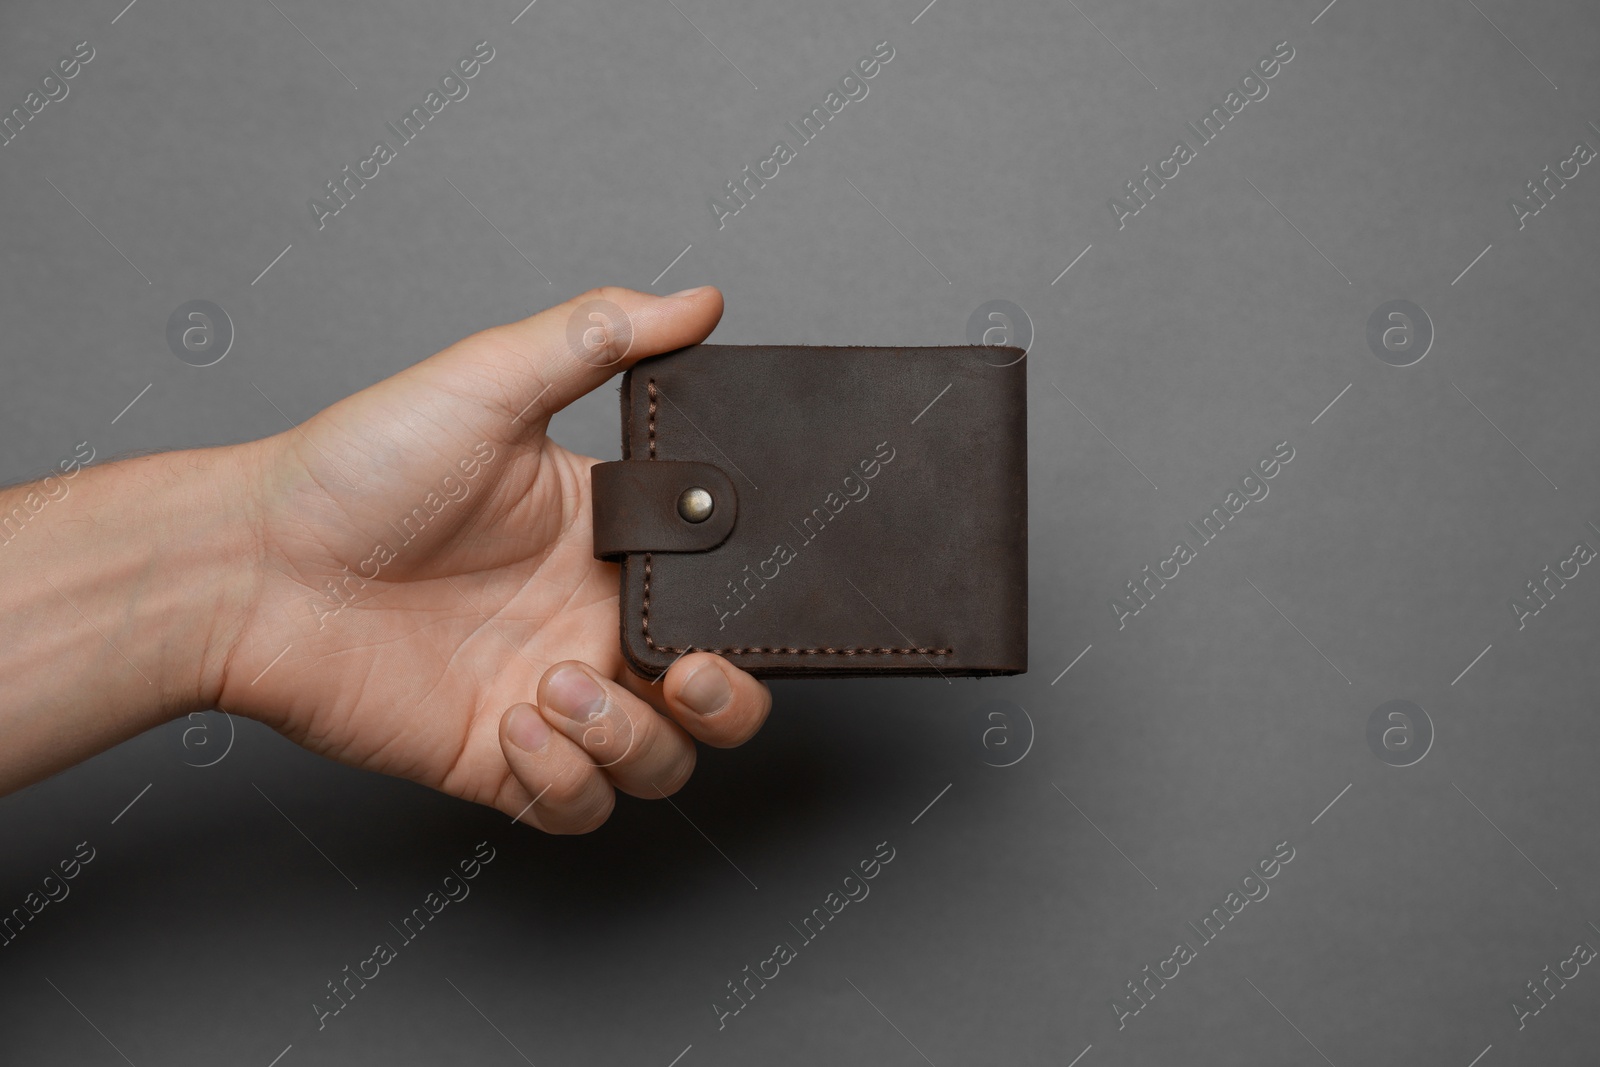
[0, 440, 270, 790]
[85, 441, 269, 720]
[182, 439, 273, 713]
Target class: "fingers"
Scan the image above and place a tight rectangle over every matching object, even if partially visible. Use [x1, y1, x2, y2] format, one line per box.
[542, 661, 699, 798]
[498, 660, 701, 832]
[498, 655, 768, 834]
[656, 653, 772, 749]
[498, 701, 615, 834]
[423, 285, 723, 428]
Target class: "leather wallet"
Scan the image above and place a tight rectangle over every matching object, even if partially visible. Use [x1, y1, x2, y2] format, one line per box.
[590, 344, 1027, 678]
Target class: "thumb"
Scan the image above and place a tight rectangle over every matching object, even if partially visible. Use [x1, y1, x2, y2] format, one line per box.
[418, 285, 723, 429]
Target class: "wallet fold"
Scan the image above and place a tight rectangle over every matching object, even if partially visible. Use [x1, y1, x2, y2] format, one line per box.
[591, 344, 1027, 679]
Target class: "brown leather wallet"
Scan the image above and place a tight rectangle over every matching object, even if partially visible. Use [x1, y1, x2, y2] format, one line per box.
[590, 344, 1027, 678]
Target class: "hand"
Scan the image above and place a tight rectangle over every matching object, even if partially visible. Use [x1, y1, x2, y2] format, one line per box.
[208, 286, 771, 832]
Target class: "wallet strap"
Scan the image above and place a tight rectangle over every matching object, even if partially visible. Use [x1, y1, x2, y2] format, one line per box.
[590, 460, 738, 561]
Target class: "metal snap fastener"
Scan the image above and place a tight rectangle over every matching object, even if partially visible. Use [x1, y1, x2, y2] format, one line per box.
[677, 487, 714, 523]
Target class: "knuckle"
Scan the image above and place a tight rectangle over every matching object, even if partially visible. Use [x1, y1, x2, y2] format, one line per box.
[565, 289, 635, 368]
[653, 750, 697, 797]
[537, 766, 597, 811]
[587, 284, 632, 307]
[580, 709, 642, 769]
[585, 323, 622, 365]
[470, 324, 527, 364]
[528, 766, 613, 835]
[558, 787, 615, 834]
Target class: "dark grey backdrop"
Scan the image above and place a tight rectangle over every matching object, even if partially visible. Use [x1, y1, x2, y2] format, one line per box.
[4, 0, 1599, 1063]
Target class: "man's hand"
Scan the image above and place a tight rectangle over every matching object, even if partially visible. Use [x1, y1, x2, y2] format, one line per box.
[0, 286, 771, 832]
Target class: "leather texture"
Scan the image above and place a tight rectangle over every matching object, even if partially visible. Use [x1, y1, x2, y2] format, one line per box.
[591, 344, 1028, 678]
[591, 460, 738, 561]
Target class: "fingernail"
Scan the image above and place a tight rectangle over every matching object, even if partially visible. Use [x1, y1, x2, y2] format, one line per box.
[665, 285, 712, 300]
[545, 665, 607, 724]
[505, 702, 550, 752]
[680, 662, 732, 717]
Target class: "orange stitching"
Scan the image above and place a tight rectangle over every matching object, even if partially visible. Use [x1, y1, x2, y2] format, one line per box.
[639, 377, 951, 659]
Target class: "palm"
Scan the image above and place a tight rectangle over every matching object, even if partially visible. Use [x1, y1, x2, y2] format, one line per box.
[206, 287, 766, 834]
[220, 349, 630, 809]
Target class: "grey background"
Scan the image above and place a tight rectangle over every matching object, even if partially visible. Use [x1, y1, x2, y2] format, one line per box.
[2, 0, 1597, 1063]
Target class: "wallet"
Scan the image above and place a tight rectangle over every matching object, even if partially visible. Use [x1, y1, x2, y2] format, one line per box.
[590, 344, 1027, 678]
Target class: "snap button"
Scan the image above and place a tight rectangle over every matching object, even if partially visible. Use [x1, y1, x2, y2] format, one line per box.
[677, 487, 714, 523]
[590, 461, 736, 560]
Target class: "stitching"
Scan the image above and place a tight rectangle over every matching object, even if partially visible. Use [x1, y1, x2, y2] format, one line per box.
[639, 376, 951, 659]
[647, 378, 657, 460]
